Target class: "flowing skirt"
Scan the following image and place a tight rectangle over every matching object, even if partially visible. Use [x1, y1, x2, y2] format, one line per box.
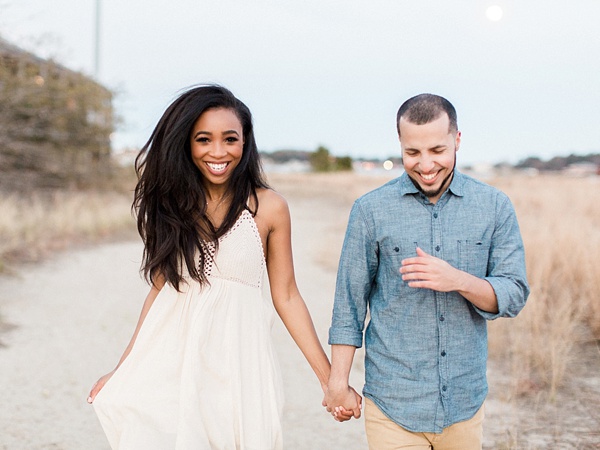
[93, 277, 284, 450]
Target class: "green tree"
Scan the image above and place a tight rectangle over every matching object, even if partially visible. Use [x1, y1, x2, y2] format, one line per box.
[310, 146, 332, 172]
[335, 156, 353, 171]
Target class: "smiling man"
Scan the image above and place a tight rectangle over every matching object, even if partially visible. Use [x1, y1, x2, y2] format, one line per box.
[324, 94, 530, 449]
[398, 100, 459, 204]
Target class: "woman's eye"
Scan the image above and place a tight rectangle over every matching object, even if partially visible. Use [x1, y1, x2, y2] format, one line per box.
[225, 137, 239, 143]
[195, 137, 209, 143]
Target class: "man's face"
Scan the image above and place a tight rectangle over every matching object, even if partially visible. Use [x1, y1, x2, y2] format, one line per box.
[399, 113, 460, 204]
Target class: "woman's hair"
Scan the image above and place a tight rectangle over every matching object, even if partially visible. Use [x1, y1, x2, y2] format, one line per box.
[133, 84, 269, 291]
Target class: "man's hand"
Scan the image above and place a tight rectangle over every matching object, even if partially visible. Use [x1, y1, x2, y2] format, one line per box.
[401, 247, 499, 313]
[400, 247, 461, 292]
[322, 384, 362, 422]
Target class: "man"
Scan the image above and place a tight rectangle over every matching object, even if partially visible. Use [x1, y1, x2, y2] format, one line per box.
[324, 94, 529, 449]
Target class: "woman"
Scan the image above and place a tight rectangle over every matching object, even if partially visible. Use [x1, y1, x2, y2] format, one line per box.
[88, 85, 358, 449]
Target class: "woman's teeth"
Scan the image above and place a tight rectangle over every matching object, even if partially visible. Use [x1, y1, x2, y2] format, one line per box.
[207, 162, 228, 172]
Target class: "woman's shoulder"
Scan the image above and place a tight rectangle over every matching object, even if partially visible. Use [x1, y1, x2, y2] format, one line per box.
[256, 187, 288, 210]
[254, 188, 290, 224]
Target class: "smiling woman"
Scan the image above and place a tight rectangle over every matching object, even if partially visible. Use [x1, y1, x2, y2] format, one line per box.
[189, 107, 246, 227]
[87, 84, 351, 450]
[190, 108, 244, 199]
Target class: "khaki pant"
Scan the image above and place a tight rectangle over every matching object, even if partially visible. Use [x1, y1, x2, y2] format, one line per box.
[364, 397, 484, 450]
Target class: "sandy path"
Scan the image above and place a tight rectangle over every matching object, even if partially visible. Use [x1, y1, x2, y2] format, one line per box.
[0, 185, 367, 449]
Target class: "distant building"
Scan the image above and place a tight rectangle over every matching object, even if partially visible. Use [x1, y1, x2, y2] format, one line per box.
[0, 36, 116, 190]
[564, 162, 599, 177]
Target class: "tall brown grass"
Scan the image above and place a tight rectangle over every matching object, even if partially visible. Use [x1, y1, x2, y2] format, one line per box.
[0, 190, 135, 271]
[488, 174, 600, 398]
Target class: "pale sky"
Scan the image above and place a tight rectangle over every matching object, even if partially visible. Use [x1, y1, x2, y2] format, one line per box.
[2, 0, 599, 165]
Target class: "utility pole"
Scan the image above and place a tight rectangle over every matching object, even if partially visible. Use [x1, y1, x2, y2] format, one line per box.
[94, 0, 101, 78]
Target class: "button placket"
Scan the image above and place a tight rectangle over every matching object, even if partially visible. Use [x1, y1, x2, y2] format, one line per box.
[432, 203, 449, 400]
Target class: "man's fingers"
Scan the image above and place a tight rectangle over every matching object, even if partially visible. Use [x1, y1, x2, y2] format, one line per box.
[415, 246, 430, 257]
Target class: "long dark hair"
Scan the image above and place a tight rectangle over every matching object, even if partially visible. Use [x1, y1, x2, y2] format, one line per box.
[133, 85, 269, 291]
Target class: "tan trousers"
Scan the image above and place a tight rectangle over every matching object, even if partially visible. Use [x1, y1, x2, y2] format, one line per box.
[364, 397, 484, 450]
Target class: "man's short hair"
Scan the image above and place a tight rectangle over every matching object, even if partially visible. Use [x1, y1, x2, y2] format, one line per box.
[396, 94, 458, 136]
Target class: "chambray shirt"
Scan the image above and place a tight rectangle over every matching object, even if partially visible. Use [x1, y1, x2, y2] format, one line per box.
[328, 170, 529, 433]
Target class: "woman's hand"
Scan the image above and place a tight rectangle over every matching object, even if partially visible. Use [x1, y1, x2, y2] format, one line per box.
[87, 370, 115, 404]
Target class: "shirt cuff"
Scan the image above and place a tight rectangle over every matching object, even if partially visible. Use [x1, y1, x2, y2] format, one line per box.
[476, 277, 524, 320]
[328, 327, 363, 348]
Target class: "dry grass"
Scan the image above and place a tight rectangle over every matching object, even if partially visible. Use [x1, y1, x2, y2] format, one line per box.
[488, 174, 600, 398]
[0, 190, 136, 271]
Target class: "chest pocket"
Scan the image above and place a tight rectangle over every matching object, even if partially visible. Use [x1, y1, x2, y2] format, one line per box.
[379, 239, 419, 295]
[457, 239, 491, 278]
[379, 239, 419, 260]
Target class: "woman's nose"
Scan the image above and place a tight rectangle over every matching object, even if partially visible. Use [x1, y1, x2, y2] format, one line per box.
[210, 142, 227, 157]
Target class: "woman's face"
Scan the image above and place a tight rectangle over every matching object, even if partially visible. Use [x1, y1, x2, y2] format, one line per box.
[189, 107, 244, 189]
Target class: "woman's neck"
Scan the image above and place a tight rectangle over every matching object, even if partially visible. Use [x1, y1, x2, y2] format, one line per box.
[204, 185, 229, 203]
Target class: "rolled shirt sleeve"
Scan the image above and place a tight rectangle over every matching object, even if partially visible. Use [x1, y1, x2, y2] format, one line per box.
[477, 195, 530, 320]
[328, 202, 377, 348]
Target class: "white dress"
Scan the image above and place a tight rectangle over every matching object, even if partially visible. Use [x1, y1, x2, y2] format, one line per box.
[93, 210, 284, 450]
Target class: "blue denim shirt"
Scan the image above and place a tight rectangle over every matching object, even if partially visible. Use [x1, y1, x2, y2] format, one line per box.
[328, 171, 529, 433]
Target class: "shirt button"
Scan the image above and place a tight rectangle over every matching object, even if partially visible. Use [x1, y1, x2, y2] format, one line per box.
[441, 351, 446, 357]
[433, 213, 438, 218]
[440, 316, 445, 321]
[435, 245, 440, 251]
[442, 385, 447, 391]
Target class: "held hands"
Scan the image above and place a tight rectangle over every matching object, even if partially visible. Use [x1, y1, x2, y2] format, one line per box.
[400, 247, 463, 292]
[322, 384, 362, 422]
[87, 370, 116, 404]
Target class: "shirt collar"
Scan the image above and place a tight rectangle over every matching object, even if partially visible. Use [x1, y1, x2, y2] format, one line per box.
[398, 170, 466, 198]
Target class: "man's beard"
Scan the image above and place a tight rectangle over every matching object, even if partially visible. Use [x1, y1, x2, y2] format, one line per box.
[407, 158, 456, 200]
